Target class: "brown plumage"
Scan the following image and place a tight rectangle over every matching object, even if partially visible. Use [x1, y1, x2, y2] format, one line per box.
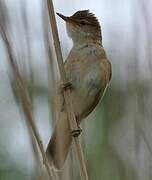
[71, 10, 101, 28]
[46, 10, 112, 169]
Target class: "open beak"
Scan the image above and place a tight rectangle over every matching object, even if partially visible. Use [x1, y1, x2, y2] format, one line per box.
[56, 12, 69, 21]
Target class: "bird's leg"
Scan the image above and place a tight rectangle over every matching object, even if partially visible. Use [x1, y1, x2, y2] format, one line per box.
[59, 82, 73, 111]
[61, 81, 73, 92]
[61, 82, 82, 137]
[70, 126, 82, 137]
[70, 116, 82, 137]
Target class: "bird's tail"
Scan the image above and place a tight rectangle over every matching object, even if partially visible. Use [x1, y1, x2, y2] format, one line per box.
[46, 112, 72, 169]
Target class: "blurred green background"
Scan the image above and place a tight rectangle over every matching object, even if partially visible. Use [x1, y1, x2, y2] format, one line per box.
[0, 0, 152, 179]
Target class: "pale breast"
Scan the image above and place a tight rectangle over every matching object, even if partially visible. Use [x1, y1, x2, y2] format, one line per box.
[63, 44, 111, 121]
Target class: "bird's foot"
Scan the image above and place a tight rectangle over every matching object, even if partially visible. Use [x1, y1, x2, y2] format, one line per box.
[61, 82, 72, 91]
[70, 127, 82, 137]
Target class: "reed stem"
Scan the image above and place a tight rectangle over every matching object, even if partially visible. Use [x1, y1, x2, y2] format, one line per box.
[47, 1, 89, 179]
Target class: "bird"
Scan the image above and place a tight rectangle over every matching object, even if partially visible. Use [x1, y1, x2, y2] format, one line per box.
[46, 10, 112, 169]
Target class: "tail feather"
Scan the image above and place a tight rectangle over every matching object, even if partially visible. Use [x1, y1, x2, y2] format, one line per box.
[46, 112, 72, 169]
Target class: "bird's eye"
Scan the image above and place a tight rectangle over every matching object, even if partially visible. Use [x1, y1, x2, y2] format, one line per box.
[80, 20, 86, 25]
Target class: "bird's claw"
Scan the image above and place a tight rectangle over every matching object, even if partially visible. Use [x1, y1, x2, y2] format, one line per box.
[70, 127, 82, 137]
[61, 82, 72, 91]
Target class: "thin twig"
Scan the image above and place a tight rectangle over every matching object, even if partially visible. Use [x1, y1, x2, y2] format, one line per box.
[42, 2, 60, 180]
[42, 0, 58, 126]
[47, 0, 89, 179]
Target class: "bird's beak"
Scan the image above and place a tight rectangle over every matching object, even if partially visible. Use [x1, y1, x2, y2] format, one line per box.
[56, 12, 69, 22]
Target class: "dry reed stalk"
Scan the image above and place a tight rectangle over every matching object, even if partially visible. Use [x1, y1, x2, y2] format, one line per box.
[47, 0, 89, 179]
[0, 2, 56, 179]
[41, 2, 60, 180]
[42, 1, 58, 126]
[2, 35, 54, 180]
[42, 2, 73, 179]
[20, 3, 52, 180]
[21, 1, 35, 104]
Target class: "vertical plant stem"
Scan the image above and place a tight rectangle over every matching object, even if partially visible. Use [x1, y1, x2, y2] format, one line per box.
[42, 2, 60, 180]
[6, 42, 53, 180]
[0, 13, 55, 180]
[47, 0, 89, 179]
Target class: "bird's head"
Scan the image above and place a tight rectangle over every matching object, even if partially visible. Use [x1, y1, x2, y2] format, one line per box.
[57, 10, 102, 45]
